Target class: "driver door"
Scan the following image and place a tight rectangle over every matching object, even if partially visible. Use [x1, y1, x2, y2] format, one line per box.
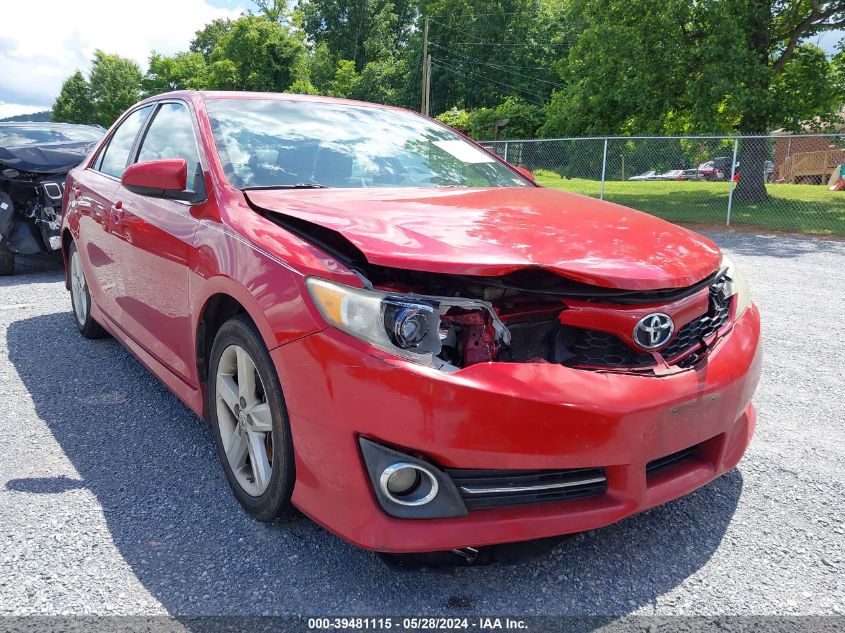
[109, 101, 205, 383]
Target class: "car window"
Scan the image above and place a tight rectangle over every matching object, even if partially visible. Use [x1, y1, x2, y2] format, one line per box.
[136, 103, 201, 176]
[97, 106, 153, 178]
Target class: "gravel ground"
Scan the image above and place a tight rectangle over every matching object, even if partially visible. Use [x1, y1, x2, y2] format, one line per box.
[0, 232, 842, 618]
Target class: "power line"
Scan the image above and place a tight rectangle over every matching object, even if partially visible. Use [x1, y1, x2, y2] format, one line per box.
[433, 40, 538, 47]
[430, 59, 549, 107]
[429, 43, 566, 89]
[428, 11, 542, 18]
[429, 43, 553, 69]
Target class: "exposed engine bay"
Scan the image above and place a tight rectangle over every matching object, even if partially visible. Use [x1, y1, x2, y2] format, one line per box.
[261, 207, 742, 374]
[0, 123, 104, 275]
[365, 265, 735, 373]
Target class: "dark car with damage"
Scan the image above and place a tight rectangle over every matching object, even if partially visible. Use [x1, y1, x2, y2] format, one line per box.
[0, 122, 104, 275]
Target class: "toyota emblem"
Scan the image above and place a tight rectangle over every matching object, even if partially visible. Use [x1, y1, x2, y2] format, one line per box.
[633, 313, 674, 350]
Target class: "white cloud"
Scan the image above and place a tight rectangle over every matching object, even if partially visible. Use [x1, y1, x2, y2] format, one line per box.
[0, 0, 243, 115]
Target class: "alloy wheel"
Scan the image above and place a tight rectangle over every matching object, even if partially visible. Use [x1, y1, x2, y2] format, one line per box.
[70, 250, 89, 326]
[215, 344, 274, 497]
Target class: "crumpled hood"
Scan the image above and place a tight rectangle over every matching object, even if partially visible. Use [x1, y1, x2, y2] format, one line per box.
[246, 186, 722, 290]
[0, 141, 97, 174]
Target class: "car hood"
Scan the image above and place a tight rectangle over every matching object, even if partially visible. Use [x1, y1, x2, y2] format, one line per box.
[245, 187, 722, 290]
[0, 140, 97, 175]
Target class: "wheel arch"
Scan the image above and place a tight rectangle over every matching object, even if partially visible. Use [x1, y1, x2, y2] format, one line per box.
[193, 279, 283, 417]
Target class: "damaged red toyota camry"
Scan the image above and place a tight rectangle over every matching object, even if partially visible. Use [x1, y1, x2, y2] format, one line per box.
[61, 91, 761, 553]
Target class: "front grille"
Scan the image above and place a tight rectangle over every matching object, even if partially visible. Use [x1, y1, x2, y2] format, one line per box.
[446, 467, 608, 511]
[646, 445, 699, 478]
[565, 284, 732, 369]
[660, 289, 731, 360]
[569, 329, 654, 367]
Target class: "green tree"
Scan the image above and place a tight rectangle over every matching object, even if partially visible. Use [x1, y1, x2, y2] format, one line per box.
[143, 52, 209, 95]
[190, 18, 233, 60]
[436, 107, 471, 133]
[329, 59, 361, 97]
[309, 42, 340, 93]
[352, 58, 409, 105]
[88, 50, 143, 127]
[206, 59, 241, 90]
[210, 15, 306, 91]
[252, 0, 290, 23]
[297, 0, 418, 73]
[417, 0, 567, 114]
[52, 70, 95, 124]
[543, 0, 845, 201]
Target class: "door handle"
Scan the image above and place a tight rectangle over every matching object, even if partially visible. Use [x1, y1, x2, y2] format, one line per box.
[111, 200, 125, 223]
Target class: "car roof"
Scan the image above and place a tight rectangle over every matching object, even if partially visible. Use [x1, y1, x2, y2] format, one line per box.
[0, 121, 104, 130]
[140, 90, 408, 114]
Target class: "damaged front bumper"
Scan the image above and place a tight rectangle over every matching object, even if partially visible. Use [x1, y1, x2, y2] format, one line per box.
[270, 301, 762, 552]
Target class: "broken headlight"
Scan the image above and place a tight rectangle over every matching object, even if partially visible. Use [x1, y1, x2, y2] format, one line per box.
[305, 277, 445, 364]
[721, 256, 751, 317]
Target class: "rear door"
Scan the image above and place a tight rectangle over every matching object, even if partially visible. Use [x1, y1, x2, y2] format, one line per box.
[72, 106, 153, 323]
[109, 101, 204, 383]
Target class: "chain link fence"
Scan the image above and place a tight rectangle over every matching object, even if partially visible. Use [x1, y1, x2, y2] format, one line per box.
[481, 134, 845, 236]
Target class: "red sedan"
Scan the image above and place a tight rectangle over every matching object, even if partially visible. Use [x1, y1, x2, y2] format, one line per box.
[61, 92, 761, 553]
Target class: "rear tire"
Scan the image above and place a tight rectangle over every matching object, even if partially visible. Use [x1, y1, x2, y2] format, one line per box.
[68, 241, 108, 339]
[0, 245, 14, 276]
[209, 314, 295, 522]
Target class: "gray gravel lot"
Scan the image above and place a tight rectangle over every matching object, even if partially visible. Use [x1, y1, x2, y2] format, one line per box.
[0, 232, 843, 618]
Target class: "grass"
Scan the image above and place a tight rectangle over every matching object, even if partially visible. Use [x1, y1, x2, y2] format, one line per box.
[532, 170, 845, 236]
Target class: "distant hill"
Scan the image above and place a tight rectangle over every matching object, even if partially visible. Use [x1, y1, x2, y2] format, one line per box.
[0, 110, 52, 122]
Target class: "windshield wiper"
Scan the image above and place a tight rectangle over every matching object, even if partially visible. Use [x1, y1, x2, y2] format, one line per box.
[242, 183, 327, 190]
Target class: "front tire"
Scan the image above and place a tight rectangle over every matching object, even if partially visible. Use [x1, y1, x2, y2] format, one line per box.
[209, 314, 295, 521]
[68, 241, 108, 339]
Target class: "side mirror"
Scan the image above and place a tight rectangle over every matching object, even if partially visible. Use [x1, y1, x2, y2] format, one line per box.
[122, 159, 206, 203]
[513, 166, 536, 183]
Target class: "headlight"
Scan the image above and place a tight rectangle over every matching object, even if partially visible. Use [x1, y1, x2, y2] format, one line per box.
[721, 256, 751, 317]
[305, 277, 446, 364]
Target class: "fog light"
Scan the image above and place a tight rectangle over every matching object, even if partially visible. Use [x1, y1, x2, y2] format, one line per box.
[386, 466, 421, 496]
[379, 463, 439, 506]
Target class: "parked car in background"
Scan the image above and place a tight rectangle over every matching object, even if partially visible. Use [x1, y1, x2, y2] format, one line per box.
[681, 169, 703, 181]
[62, 91, 761, 555]
[656, 169, 686, 180]
[0, 122, 104, 275]
[628, 170, 658, 181]
[697, 161, 717, 180]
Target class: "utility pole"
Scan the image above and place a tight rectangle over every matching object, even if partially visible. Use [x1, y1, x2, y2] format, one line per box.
[425, 54, 432, 116]
[421, 16, 430, 115]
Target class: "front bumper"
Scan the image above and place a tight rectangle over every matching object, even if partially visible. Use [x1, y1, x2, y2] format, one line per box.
[271, 304, 762, 553]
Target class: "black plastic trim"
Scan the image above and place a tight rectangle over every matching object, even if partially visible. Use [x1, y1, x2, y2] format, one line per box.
[358, 438, 468, 519]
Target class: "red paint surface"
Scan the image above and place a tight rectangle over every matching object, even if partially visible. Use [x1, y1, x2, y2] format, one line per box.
[246, 187, 722, 290]
[122, 159, 187, 191]
[62, 91, 761, 552]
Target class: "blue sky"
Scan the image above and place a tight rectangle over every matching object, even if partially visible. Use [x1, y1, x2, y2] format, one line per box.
[0, 2, 841, 118]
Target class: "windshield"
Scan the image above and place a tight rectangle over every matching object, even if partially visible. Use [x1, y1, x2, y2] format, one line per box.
[205, 98, 530, 190]
[0, 125, 103, 148]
